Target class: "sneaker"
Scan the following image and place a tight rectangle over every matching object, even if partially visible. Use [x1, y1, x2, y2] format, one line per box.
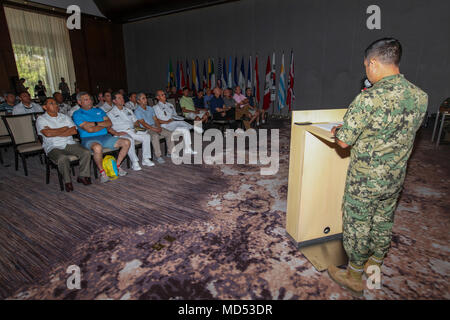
[142, 159, 155, 167]
[132, 162, 142, 171]
[165, 153, 171, 158]
[100, 171, 110, 183]
[156, 157, 165, 164]
[118, 167, 128, 176]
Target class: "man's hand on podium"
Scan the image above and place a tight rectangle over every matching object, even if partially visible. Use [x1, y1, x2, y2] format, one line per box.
[331, 124, 349, 149]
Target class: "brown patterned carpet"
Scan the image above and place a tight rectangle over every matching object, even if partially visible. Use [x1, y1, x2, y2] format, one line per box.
[2, 120, 449, 300]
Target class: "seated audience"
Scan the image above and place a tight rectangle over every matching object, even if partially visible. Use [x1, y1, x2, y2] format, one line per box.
[125, 92, 138, 111]
[203, 88, 213, 110]
[153, 90, 202, 155]
[36, 98, 91, 192]
[119, 89, 129, 103]
[210, 87, 234, 120]
[233, 86, 252, 129]
[0, 92, 16, 112]
[245, 87, 261, 126]
[72, 92, 131, 183]
[107, 92, 155, 170]
[12, 91, 43, 115]
[53, 92, 71, 115]
[96, 92, 105, 108]
[100, 91, 114, 113]
[134, 92, 174, 163]
[68, 104, 80, 117]
[179, 87, 209, 123]
[193, 90, 205, 109]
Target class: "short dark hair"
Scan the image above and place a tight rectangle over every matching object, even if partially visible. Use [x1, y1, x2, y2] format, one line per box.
[364, 38, 402, 66]
[53, 92, 61, 97]
[182, 87, 189, 91]
[128, 92, 136, 97]
[111, 91, 121, 101]
[43, 97, 55, 105]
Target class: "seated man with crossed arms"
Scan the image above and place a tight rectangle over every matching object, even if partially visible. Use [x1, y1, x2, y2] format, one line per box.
[36, 97, 91, 192]
[72, 92, 131, 183]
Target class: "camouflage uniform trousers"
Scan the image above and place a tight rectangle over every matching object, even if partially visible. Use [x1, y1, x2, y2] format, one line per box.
[342, 191, 400, 267]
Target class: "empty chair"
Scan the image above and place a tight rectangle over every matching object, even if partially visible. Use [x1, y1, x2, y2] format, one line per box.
[2, 114, 44, 175]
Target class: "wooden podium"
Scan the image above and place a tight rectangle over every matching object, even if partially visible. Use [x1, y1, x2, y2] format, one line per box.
[286, 109, 350, 271]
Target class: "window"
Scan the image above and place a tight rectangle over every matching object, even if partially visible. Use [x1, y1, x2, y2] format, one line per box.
[4, 6, 76, 98]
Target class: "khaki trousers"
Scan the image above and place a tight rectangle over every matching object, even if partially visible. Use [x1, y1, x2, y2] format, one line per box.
[47, 143, 91, 183]
[148, 128, 174, 157]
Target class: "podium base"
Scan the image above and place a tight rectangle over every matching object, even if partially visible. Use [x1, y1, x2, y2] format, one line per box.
[300, 239, 348, 272]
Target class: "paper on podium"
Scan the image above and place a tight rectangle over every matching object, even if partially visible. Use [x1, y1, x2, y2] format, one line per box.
[312, 122, 343, 132]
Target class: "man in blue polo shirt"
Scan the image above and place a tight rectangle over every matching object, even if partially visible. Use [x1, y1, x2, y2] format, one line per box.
[72, 92, 131, 183]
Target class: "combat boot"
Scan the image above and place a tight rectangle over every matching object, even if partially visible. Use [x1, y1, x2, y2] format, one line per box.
[364, 255, 383, 276]
[327, 264, 364, 297]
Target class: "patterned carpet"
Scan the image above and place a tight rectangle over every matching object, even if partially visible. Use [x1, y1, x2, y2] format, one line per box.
[5, 121, 450, 300]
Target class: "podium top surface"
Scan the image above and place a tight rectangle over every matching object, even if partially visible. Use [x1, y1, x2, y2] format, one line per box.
[294, 122, 338, 143]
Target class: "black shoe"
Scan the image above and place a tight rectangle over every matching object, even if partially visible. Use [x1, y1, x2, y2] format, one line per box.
[77, 177, 92, 185]
[65, 182, 74, 192]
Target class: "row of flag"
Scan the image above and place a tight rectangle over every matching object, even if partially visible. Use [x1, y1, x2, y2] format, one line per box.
[167, 52, 295, 111]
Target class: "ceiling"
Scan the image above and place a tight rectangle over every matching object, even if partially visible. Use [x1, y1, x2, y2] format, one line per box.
[93, 0, 238, 23]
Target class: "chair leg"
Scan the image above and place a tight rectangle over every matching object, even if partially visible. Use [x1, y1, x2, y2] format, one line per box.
[93, 159, 98, 179]
[72, 165, 75, 176]
[21, 155, 28, 176]
[45, 158, 50, 184]
[15, 151, 18, 171]
[0, 149, 3, 165]
[39, 154, 43, 165]
[126, 156, 130, 169]
[57, 170, 64, 191]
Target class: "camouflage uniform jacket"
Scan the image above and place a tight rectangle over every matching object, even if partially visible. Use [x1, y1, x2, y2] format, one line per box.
[336, 74, 428, 199]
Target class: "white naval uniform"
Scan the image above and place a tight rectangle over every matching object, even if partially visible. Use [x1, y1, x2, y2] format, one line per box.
[12, 102, 43, 115]
[107, 105, 152, 163]
[153, 101, 202, 152]
[125, 101, 138, 111]
[100, 102, 114, 113]
[68, 105, 80, 117]
[58, 103, 72, 116]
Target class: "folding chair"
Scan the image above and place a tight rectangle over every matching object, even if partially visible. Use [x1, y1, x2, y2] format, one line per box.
[2, 114, 44, 176]
[0, 111, 13, 165]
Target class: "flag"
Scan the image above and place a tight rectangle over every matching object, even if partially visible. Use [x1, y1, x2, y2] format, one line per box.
[221, 57, 227, 88]
[247, 55, 252, 90]
[168, 60, 175, 88]
[263, 55, 271, 110]
[211, 58, 216, 88]
[255, 55, 260, 103]
[186, 60, 190, 90]
[286, 51, 295, 112]
[192, 59, 199, 92]
[217, 58, 223, 88]
[234, 56, 238, 87]
[180, 61, 186, 89]
[239, 57, 246, 89]
[277, 52, 286, 110]
[270, 52, 276, 102]
[228, 56, 232, 89]
[176, 61, 181, 91]
[196, 59, 201, 91]
[203, 60, 207, 89]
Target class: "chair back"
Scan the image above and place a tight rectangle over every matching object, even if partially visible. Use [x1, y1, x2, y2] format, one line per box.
[0, 111, 9, 136]
[3, 114, 38, 146]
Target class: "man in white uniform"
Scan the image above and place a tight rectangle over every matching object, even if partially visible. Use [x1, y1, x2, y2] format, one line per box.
[100, 91, 114, 113]
[53, 92, 71, 115]
[125, 92, 138, 111]
[12, 92, 43, 115]
[36, 97, 91, 192]
[107, 92, 155, 170]
[153, 90, 202, 155]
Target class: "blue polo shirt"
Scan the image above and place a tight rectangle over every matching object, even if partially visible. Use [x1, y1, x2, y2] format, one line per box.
[134, 105, 156, 127]
[204, 94, 213, 109]
[73, 107, 108, 138]
[209, 96, 225, 114]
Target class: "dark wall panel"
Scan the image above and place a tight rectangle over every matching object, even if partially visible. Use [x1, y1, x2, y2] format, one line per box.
[123, 0, 450, 113]
[0, 4, 19, 92]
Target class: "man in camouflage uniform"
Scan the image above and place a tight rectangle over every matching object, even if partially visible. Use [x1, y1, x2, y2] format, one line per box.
[328, 38, 428, 296]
